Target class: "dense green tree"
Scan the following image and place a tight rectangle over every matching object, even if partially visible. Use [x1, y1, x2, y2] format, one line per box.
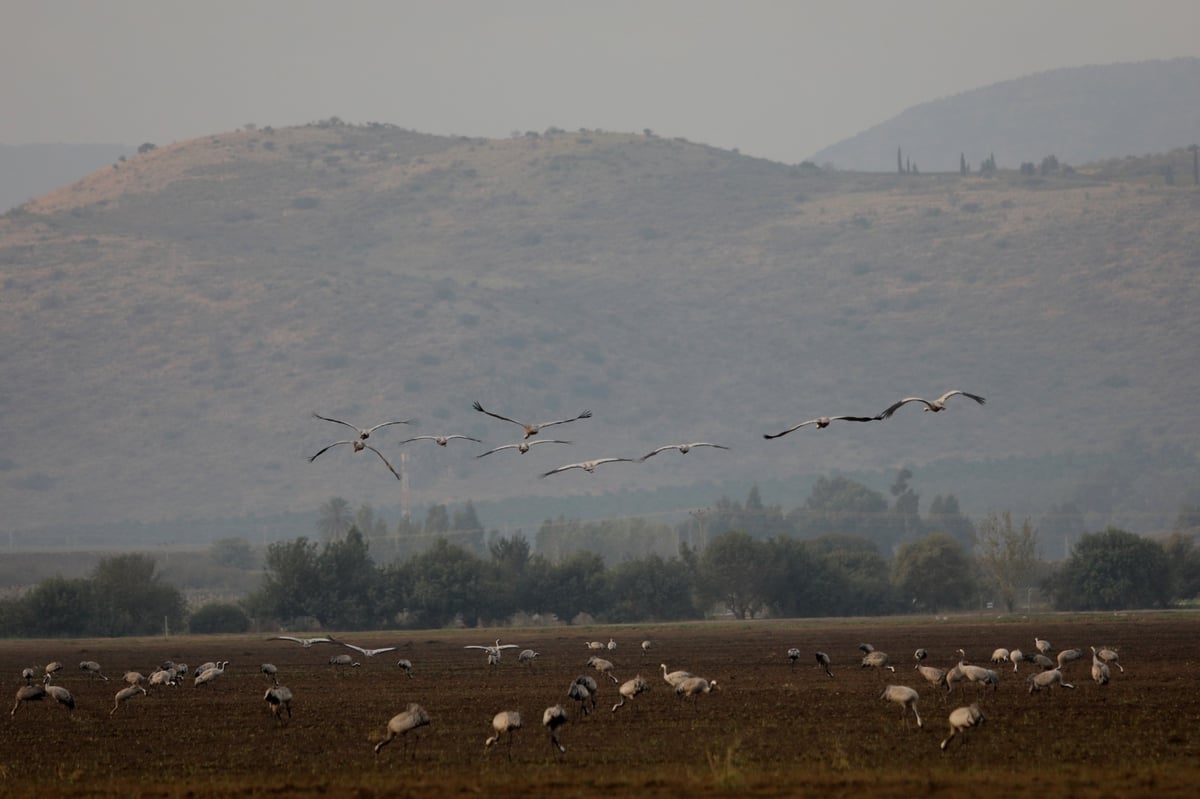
[396, 538, 492, 627]
[892, 533, 975, 612]
[1048, 528, 1171, 610]
[762, 537, 847, 618]
[18, 576, 95, 637]
[250, 537, 322, 622]
[527, 551, 611, 623]
[698, 531, 769, 619]
[90, 554, 186, 637]
[1162, 532, 1200, 600]
[974, 512, 1039, 611]
[608, 554, 697, 622]
[806, 535, 898, 615]
[316, 527, 380, 628]
[189, 602, 250, 633]
[789, 476, 896, 547]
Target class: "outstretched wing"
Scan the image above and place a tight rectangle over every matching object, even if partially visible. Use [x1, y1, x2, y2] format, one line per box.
[764, 420, 819, 439]
[445, 435, 482, 443]
[684, 442, 728, 450]
[363, 444, 402, 480]
[536, 410, 593, 429]
[476, 444, 519, 458]
[937, 390, 986, 406]
[342, 642, 368, 656]
[268, 636, 303, 645]
[639, 445, 678, 461]
[464, 645, 490, 651]
[877, 398, 933, 419]
[313, 412, 362, 434]
[362, 419, 411, 434]
[472, 400, 525, 427]
[308, 440, 353, 462]
[397, 436, 439, 445]
[540, 462, 583, 478]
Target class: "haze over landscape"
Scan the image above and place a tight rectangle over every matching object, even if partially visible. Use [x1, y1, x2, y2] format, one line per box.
[3, 1, 1199, 552]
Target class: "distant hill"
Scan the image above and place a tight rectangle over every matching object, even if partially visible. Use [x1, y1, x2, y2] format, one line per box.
[2, 120, 1199, 548]
[811, 58, 1200, 172]
[0, 142, 132, 211]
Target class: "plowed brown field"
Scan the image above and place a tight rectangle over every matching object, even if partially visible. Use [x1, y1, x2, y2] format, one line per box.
[3, 612, 1198, 797]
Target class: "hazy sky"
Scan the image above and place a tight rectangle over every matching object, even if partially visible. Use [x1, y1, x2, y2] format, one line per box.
[4, 0, 1198, 164]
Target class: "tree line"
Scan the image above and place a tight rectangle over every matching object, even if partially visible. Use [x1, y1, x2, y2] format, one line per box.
[2, 482, 1198, 637]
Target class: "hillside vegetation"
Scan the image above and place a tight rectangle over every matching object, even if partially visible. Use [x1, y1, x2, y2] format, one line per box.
[2, 120, 1199, 545]
[812, 58, 1200, 171]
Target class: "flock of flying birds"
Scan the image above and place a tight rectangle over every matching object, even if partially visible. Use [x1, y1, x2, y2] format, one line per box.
[307, 390, 987, 481]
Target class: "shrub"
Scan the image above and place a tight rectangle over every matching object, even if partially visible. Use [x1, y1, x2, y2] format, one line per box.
[189, 602, 250, 634]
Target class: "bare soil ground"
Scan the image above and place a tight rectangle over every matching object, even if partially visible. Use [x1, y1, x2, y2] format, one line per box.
[2, 612, 1198, 798]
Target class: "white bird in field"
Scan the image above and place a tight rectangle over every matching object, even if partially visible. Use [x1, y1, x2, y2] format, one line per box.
[543, 705, 569, 753]
[465, 639, 520, 658]
[79, 660, 109, 680]
[194, 661, 229, 687]
[638, 442, 729, 461]
[473, 400, 592, 439]
[763, 415, 876, 439]
[477, 439, 572, 458]
[612, 676, 650, 713]
[880, 684, 923, 728]
[11, 682, 46, 716]
[267, 635, 338, 648]
[660, 663, 693, 687]
[540, 457, 634, 478]
[676, 676, 718, 702]
[264, 685, 293, 723]
[485, 710, 523, 753]
[340, 642, 397, 658]
[396, 434, 481, 447]
[111, 684, 147, 715]
[877, 390, 986, 419]
[312, 412, 411, 441]
[940, 704, 985, 750]
[307, 439, 401, 479]
[1091, 645, 1124, 673]
[374, 703, 430, 755]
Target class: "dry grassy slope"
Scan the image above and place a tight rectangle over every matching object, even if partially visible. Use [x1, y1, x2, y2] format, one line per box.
[1, 123, 1198, 537]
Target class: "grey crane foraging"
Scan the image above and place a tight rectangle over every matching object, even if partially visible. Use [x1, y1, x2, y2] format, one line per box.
[1027, 668, 1075, 694]
[328, 654, 361, 672]
[587, 655, 619, 683]
[787, 648, 802, 667]
[264, 685, 293, 723]
[518, 649, 539, 668]
[1034, 637, 1052, 655]
[111, 684, 147, 715]
[660, 663, 693, 688]
[312, 412, 411, 441]
[472, 400, 592, 439]
[1092, 646, 1124, 673]
[612, 675, 650, 713]
[261, 663, 278, 684]
[396, 659, 414, 678]
[567, 680, 594, 716]
[194, 661, 229, 687]
[543, 705, 569, 753]
[940, 704, 986, 750]
[676, 676, 718, 704]
[1057, 648, 1085, 670]
[12, 682, 46, 716]
[877, 390, 986, 419]
[21, 667, 35, 685]
[880, 684, 923, 728]
[485, 710, 522, 755]
[764, 415, 876, 439]
[815, 651, 834, 678]
[42, 676, 75, 711]
[374, 703, 430, 756]
[1091, 656, 1111, 686]
[79, 660, 108, 680]
[861, 651, 896, 673]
